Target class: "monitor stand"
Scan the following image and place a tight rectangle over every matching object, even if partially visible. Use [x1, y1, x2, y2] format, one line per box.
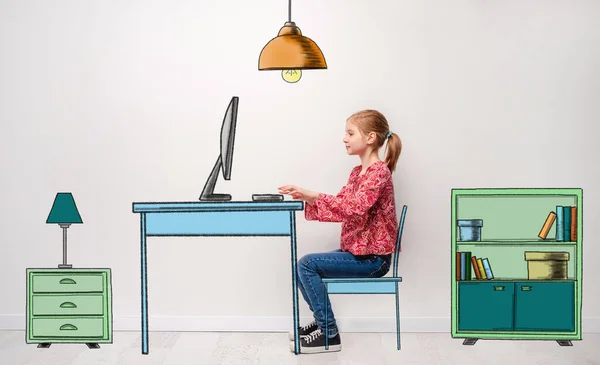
[199, 156, 232, 201]
[201, 193, 232, 201]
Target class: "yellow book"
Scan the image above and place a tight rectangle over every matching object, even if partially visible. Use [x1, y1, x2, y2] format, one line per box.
[477, 258, 487, 279]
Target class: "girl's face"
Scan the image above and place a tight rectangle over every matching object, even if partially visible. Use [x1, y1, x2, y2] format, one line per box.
[343, 119, 369, 155]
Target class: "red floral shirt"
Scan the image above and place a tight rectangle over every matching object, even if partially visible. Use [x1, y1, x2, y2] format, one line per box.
[305, 160, 398, 256]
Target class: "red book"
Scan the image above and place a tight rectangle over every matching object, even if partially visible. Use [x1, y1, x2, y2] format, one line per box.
[456, 252, 461, 281]
[471, 256, 482, 279]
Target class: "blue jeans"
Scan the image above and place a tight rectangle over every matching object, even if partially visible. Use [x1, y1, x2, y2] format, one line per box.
[297, 249, 391, 337]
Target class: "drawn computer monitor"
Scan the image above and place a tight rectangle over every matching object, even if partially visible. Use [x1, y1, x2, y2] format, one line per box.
[199, 96, 239, 201]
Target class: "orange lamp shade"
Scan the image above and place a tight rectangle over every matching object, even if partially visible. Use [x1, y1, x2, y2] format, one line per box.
[258, 22, 327, 70]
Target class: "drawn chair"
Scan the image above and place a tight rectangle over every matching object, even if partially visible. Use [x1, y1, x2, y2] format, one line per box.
[322, 204, 407, 350]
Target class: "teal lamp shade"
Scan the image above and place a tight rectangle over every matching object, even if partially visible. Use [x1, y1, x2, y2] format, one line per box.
[46, 193, 83, 224]
[47, 192, 83, 269]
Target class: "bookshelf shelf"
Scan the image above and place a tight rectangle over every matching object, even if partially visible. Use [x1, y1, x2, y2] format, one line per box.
[451, 188, 583, 346]
[468, 278, 577, 282]
[457, 241, 577, 246]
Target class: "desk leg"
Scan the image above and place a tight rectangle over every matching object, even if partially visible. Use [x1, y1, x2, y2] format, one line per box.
[289, 212, 300, 354]
[140, 213, 149, 355]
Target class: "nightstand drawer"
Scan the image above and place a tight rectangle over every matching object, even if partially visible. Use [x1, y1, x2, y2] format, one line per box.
[31, 318, 104, 338]
[31, 274, 103, 293]
[31, 295, 104, 316]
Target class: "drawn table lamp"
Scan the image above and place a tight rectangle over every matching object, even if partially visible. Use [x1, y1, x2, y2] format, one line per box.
[46, 192, 83, 269]
[258, 0, 327, 83]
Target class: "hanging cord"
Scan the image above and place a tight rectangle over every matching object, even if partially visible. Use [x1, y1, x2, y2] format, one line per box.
[289, 0, 292, 22]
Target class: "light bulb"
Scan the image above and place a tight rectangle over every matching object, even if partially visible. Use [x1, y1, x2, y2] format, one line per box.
[282, 69, 302, 83]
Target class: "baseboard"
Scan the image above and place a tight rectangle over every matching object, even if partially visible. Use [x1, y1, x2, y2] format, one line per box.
[2, 315, 599, 333]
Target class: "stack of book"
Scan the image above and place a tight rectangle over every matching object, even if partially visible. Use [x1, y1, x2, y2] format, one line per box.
[456, 251, 494, 280]
[538, 205, 577, 241]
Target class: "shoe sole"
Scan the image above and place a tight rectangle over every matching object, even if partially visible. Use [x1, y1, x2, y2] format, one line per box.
[288, 341, 341, 353]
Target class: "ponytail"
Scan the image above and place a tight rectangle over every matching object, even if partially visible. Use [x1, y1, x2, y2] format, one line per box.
[385, 133, 402, 173]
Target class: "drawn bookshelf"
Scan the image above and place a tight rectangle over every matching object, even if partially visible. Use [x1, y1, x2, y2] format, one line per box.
[451, 188, 583, 346]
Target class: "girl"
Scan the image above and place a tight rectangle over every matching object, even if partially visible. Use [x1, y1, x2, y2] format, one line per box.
[278, 109, 402, 354]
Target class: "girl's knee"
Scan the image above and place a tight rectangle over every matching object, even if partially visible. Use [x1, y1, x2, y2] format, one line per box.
[298, 254, 312, 268]
[298, 253, 320, 269]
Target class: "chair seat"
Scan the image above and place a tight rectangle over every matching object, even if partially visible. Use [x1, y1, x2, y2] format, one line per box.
[323, 277, 403, 294]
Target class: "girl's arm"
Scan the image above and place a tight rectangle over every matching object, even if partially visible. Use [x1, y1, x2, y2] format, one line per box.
[305, 187, 346, 222]
[311, 168, 389, 222]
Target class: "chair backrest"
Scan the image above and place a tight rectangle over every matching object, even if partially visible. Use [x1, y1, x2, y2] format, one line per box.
[392, 205, 408, 278]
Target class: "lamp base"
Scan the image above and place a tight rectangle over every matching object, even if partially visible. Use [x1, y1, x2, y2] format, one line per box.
[58, 264, 73, 269]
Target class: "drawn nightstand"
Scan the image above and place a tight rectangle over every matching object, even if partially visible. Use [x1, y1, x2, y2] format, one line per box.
[26, 268, 112, 348]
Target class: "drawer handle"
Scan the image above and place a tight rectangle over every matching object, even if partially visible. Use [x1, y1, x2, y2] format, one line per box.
[59, 302, 77, 309]
[493, 286, 505, 291]
[521, 286, 532, 291]
[59, 324, 78, 331]
[59, 278, 77, 285]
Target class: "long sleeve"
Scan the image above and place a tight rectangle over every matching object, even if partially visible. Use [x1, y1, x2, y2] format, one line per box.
[304, 201, 320, 221]
[305, 185, 347, 222]
[311, 168, 390, 222]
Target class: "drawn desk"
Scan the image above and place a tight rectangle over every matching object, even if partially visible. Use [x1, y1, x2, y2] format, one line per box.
[131, 201, 305, 355]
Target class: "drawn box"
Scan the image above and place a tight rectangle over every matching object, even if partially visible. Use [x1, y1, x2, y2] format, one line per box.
[524, 251, 569, 280]
[457, 219, 483, 241]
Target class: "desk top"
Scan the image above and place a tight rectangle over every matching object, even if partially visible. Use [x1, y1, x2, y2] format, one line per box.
[132, 200, 304, 213]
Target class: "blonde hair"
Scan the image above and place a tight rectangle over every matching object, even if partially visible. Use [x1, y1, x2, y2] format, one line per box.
[347, 109, 402, 173]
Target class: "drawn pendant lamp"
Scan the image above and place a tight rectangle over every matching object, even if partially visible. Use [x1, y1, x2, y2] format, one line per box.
[258, 0, 327, 83]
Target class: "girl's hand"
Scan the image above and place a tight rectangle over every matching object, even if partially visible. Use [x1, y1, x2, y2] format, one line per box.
[278, 185, 319, 204]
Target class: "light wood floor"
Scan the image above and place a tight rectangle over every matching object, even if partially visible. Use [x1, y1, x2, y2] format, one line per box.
[2, 330, 598, 365]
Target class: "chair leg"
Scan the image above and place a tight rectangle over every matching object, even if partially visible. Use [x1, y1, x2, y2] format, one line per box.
[395, 288, 401, 350]
[324, 284, 329, 350]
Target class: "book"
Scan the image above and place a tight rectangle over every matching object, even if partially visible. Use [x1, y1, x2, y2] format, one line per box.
[476, 258, 487, 279]
[538, 211, 556, 239]
[556, 206, 564, 241]
[471, 255, 481, 279]
[465, 252, 471, 280]
[456, 252, 460, 281]
[570, 206, 577, 241]
[482, 258, 494, 279]
[563, 206, 571, 242]
[461, 252, 466, 280]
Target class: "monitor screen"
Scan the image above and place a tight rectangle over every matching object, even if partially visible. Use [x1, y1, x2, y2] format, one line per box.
[221, 96, 238, 180]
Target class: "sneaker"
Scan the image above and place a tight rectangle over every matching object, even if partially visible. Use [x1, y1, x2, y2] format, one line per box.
[288, 321, 318, 340]
[288, 328, 342, 354]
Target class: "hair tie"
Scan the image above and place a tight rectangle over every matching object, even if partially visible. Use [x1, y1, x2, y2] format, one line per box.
[385, 131, 392, 139]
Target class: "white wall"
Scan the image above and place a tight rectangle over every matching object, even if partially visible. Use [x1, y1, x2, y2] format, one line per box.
[1, 0, 599, 333]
